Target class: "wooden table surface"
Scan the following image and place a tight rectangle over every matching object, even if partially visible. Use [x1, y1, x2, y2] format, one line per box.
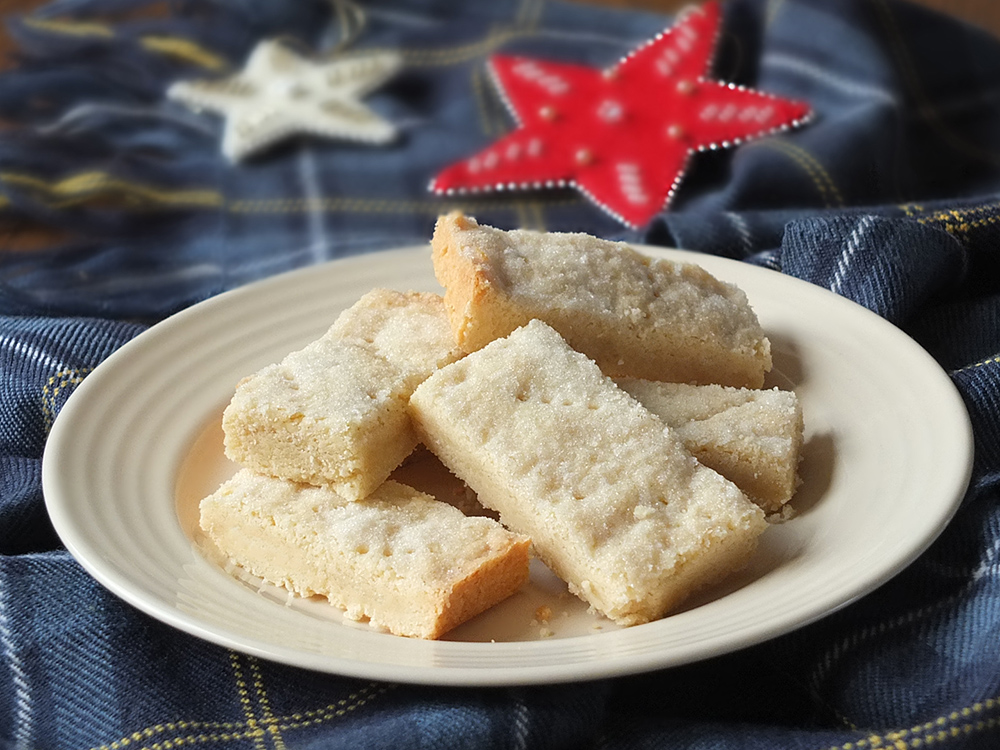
[0, 0, 998, 67]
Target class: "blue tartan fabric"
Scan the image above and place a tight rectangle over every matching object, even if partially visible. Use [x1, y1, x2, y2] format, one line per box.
[2, 0, 1000, 747]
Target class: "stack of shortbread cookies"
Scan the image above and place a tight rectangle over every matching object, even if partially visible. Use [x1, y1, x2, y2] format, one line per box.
[199, 211, 804, 639]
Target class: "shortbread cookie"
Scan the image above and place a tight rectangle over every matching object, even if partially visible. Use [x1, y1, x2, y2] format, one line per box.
[200, 471, 531, 639]
[431, 211, 771, 387]
[409, 319, 767, 626]
[223, 288, 462, 500]
[617, 379, 804, 512]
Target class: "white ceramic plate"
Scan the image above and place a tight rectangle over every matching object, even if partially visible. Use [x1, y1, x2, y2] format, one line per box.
[43, 245, 973, 686]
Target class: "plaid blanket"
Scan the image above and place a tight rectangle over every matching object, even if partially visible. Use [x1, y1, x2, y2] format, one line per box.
[2, 0, 999, 747]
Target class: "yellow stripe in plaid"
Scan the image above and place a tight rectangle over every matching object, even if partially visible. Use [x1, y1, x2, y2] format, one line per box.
[87, 654, 391, 750]
[952, 353, 1000, 375]
[81, 687, 997, 749]
[872, 0, 1000, 168]
[24, 17, 228, 71]
[765, 0, 788, 27]
[0, 170, 576, 218]
[751, 140, 845, 208]
[911, 203, 1000, 241]
[246, 656, 287, 750]
[277, 684, 392, 731]
[22, 17, 114, 38]
[140, 36, 231, 71]
[399, 27, 525, 67]
[41, 367, 92, 433]
[230, 652, 268, 750]
[92, 724, 268, 749]
[227, 195, 578, 215]
[471, 65, 503, 138]
[0, 171, 224, 210]
[20, 15, 536, 69]
[899, 203, 925, 218]
[814, 696, 1000, 750]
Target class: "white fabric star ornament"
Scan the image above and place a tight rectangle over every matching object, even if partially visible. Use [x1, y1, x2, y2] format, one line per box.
[168, 40, 402, 162]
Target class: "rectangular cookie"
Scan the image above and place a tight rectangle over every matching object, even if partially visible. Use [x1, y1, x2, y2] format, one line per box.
[617, 379, 804, 512]
[431, 211, 771, 388]
[409, 319, 768, 626]
[222, 288, 463, 500]
[199, 470, 531, 639]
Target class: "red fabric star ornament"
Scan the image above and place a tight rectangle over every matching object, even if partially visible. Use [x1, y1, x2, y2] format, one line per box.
[429, 1, 812, 228]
